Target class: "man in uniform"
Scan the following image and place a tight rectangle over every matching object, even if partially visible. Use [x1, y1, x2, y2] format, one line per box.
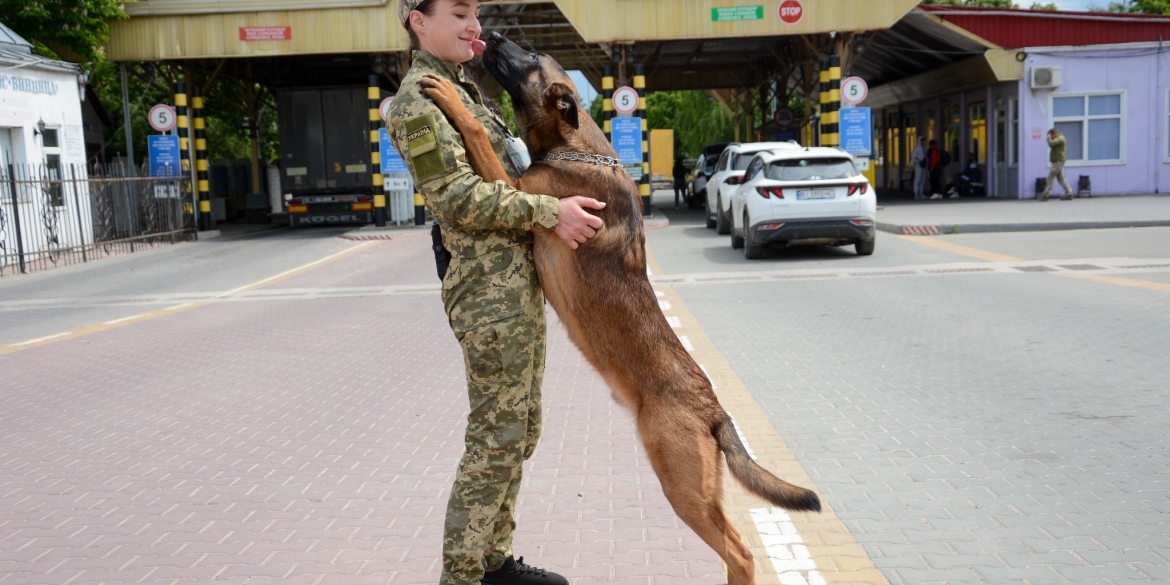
[387, 1, 603, 583]
[1042, 127, 1073, 201]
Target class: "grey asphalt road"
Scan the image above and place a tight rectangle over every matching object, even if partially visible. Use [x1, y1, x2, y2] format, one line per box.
[650, 193, 1170, 585]
[3, 195, 1169, 584]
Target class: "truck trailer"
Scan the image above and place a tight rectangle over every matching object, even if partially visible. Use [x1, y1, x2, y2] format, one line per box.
[277, 86, 387, 227]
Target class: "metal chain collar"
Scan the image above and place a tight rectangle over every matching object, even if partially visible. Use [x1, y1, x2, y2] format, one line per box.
[536, 151, 623, 168]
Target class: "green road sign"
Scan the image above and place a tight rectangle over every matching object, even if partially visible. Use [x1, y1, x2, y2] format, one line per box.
[712, 6, 764, 21]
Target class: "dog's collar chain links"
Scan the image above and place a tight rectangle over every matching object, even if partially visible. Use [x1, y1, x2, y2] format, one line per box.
[537, 151, 623, 168]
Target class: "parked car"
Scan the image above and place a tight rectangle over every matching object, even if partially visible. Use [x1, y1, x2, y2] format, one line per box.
[705, 141, 799, 235]
[729, 147, 876, 259]
[689, 142, 729, 210]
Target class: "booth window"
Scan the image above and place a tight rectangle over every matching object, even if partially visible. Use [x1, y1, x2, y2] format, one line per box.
[1052, 93, 1123, 164]
[41, 127, 64, 206]
[969, 102, 987, 163]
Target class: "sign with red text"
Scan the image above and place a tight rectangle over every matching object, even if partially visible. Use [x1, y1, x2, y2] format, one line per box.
[778, 0, 804, 25]
[239, 27, 292, 41]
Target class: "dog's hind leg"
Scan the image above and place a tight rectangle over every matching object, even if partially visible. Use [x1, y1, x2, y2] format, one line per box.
[643, 423, 756, 585]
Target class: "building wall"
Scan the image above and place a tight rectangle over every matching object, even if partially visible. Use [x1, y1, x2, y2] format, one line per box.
[1020, 46, 1170, 197]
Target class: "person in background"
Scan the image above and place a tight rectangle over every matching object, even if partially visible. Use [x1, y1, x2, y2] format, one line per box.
[927, 139, 944, 199]
[910, 136, 928, 200]
[672, 156, 688, 209]
[949, 153, 981, 198]
[1041, 128, 1073, 201]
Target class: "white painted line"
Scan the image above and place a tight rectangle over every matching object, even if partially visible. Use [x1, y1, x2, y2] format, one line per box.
[103, 314, 149, 325]
[220, 241, 378, 296]
[164, 303, 194, 311]
[699, 364, 717, 390]
[654, 290, 665, 298]
[11, 332, 73, 347]
[677, 334, 694, 351]
[658, 300, 672, 311]
[750, 508, 825, 585]
[666, 315, 681, 329]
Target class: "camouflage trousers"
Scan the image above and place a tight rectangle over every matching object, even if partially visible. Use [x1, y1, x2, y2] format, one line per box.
[439, 245, 547, 585]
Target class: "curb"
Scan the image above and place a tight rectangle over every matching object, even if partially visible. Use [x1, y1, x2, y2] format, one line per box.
[339, 227, 431, 241]
[878, 219, 1170, 236]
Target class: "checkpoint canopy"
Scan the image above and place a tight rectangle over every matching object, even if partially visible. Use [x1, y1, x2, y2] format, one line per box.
[105, 0, 921, 92]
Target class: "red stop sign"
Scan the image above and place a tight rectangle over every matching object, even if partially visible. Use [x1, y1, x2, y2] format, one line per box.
[778, 0, 804, 25]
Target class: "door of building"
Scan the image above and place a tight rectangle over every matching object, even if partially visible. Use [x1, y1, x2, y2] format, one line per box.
[994, 107, 1007, 197]
[0, 128, 14, 168]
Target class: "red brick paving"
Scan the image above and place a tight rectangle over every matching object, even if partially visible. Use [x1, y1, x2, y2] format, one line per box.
[0, 238, 724, 584]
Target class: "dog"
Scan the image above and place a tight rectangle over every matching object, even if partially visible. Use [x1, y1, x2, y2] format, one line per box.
[420, 32, 821, 584]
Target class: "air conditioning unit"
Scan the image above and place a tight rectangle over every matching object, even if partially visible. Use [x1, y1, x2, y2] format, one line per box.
[1030, 66, 1063, 90]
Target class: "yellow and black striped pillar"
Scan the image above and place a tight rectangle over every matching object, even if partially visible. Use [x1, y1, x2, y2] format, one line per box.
[602, 66, 614, 144]
[634, 65, 650, 216]
[819, 56, 841, 147]
[192, 86, 212, 231]
[173, 82, 194, 226]
[414, 192, 425, 226]
[368, 75, 387, 227]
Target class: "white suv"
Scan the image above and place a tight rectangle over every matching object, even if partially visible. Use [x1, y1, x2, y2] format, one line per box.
[729, 147, 877, 259]
[705, 141, 799, 235]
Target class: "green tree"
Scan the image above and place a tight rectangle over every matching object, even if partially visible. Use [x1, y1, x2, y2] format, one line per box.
[589, 91, 732, 159]
[0, 0, 126, 62]
[1103, 0, 1170, 13]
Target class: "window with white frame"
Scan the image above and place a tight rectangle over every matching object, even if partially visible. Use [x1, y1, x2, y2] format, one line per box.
[1010, 98, 1019, 166]
[41, 127, 64, 206]
[1051, 92, 1123, 163]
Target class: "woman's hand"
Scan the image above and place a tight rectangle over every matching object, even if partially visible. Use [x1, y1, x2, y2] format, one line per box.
[555, 197, 606, 250]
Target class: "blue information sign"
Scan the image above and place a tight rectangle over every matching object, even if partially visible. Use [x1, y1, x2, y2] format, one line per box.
[611, 117, 643, 165]
[840, 108, 873, 157]
[147, 135, 181, 177]
[379, 129, 408, 174]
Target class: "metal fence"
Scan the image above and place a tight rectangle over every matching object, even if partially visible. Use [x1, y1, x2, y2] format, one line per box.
[0, 163, 195, 277]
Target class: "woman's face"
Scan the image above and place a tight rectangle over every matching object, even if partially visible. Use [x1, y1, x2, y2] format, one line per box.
[413, 0, 483, 64]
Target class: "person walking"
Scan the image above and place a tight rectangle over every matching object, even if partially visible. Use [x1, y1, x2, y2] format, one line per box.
[388, 1, 604, 583]
[927, 139, 944, 199]
[910, 136, 928, 199]
[1042, 128, 1073, 201]
[672, 156, 688, 209]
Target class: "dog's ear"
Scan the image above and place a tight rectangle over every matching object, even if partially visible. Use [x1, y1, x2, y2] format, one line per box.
[545, 82, 580, 130]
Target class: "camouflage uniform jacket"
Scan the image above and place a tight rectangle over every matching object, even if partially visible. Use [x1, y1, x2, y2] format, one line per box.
[387, 50, 559, 260]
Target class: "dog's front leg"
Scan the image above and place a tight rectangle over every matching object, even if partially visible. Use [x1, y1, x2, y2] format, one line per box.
[420, 74, 518, 190]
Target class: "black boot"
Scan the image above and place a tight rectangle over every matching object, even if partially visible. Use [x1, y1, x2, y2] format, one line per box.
[481, 556, 567, 585]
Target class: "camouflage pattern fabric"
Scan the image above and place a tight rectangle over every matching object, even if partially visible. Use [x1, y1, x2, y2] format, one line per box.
[386, 50, 553, 584]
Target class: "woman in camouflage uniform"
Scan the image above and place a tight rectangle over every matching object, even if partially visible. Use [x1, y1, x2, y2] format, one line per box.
[388, 1, 604, 584]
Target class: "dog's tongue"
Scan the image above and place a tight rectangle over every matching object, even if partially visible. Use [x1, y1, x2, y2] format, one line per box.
[472, 39, 487, 56]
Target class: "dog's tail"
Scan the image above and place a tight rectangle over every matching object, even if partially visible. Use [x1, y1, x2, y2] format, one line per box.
[714, 413, 821, 512]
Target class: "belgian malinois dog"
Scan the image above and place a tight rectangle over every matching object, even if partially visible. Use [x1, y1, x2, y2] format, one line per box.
[420, 32, 820, 584]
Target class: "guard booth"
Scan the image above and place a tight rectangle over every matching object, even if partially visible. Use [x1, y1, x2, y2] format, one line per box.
[104, 0, 921, 226]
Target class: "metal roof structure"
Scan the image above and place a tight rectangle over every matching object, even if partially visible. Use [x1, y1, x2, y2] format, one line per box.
[105, 0, 920, 91]
[0, 20, 33, 55]
[919, 4, 1170, 49]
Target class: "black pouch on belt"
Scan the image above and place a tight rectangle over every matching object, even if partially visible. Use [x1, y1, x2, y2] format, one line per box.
[431, 223, 452, 281]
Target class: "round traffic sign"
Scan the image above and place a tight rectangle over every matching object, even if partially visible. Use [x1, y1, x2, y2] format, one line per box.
[778, 0, 804, 25]
[612, 86, 639, 115]
[148, 104, 175, 132]
[841, 77, 869, 104]
[773, 106, 796, 129]
[379, 96, 395, 122]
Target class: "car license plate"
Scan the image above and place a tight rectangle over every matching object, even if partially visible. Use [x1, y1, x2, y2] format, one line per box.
[797, 189, 835, 200]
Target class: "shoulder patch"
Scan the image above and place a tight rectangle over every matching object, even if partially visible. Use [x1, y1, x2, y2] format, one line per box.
[403, 113, 448, 181]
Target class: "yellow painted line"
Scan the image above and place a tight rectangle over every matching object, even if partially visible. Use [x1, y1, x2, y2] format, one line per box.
[656, 287, 888, 585]
[645, 244, 663, 276]
[1058, 272, 1170, 293]
[895, 234, 1024, 263]
[1, 241, 380, 356]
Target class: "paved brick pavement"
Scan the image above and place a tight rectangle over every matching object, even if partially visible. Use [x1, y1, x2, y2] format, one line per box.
[0, 238, 727, 585]
[671, 266, 1170, 585]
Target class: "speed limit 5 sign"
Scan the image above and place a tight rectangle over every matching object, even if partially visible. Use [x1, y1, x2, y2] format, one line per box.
[148, 104, 176, 132]
[612, 86, 639, 114]
[841, 77, 869, 105]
